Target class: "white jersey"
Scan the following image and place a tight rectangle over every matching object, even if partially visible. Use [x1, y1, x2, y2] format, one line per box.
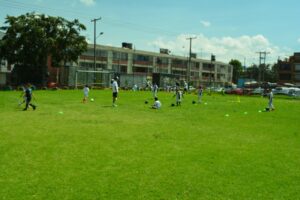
[83, 87, 89, 96]
[176, 91, 183, 102]
[153, 100, 162, 109]
[112, 80, 119, 93]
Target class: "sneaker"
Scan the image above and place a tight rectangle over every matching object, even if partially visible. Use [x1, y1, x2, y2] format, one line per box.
[33, 106, 36, 110]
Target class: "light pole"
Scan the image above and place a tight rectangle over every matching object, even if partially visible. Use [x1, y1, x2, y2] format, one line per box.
[186, 37, 196, 83]
[91, 17, 102, 72]
[210, 54, 216, 93]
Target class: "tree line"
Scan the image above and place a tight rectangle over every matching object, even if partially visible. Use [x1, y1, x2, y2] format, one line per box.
[229, 59, 279, 84]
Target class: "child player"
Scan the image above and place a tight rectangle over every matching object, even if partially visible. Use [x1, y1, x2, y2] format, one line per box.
[198, 86, 203, 103]
[83, 85, 90, 103]
[174, 88, 183, 106]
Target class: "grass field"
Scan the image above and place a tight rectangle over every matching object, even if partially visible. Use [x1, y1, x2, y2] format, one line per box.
[0, 89, 300, 200]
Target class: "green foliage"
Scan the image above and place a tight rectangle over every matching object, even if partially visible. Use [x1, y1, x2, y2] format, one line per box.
[229, 59, 243, 83]
[0, 13, 87, 85]
[0, 90, 300, 199]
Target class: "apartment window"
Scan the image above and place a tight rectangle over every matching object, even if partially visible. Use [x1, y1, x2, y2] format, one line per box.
[79, 62, 94, 68]
[113, 52, 128, 61]
[172, 59, 187, 68]
[203, 63, 214, 71]
[295, 64, 300, 71]
[96, 50, 108, 57]
[133, 54, 151, 62]
[96, 63, 106, 69]
[157, 57, 168, 65]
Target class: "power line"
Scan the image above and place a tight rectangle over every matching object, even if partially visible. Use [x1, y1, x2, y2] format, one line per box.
[186, 37, 197, 83]
[256, 51, 270, 83]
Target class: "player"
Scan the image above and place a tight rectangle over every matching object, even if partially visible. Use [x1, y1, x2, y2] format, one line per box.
[267, 88, 275, 111]
[198, 86, 203, 103]
[152, 97, 162, 109]
[174, 88, 183, 106]
[183, 81, 188, 94]
[111, 78, 119, 107]
[23, 84, 37, 111]
[82, 85, 90, 103]
[152, 83, 158, 98]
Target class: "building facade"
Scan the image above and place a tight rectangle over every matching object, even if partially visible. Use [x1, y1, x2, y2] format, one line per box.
[277, 53, 300, 86]
[70, 43, 233, 88]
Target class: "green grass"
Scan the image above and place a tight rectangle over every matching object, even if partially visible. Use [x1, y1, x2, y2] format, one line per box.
[0, 89, 300, 200]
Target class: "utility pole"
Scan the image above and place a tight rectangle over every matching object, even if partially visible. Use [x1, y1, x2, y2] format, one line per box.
[256, 51, 270, 83]
[210, 54, 216, 90]
[91, 17, 102, 72]
[186, 37, 196, 83]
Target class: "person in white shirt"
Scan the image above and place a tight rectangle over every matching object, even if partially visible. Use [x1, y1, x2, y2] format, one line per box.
[111, 78, 119, 107]
[152, 83, 158, 98]
[184, 81, 188, 94]
[198, 86, 203, 103]
[83, 85, 90, 103]
[152, 97, 162, 109]
[267, 89, 274, 111]
[174, 88, 183, 106]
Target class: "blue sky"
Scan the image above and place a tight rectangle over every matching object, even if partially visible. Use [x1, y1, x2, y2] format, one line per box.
[1, 0, 300, 65]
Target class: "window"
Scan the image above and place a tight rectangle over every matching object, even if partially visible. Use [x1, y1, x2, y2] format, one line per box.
[295, 73, 300, 81]
[133, 54, 151, 62]
[157, 57, 168, 65]
[203, 63, 214, 71]
[113, 52, 128, 61]
[295, 64, 300, 71]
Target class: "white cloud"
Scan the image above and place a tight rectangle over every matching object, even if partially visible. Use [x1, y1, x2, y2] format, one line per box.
[200, 20, 211, 27]
[79, 0, 95, 6]
[149, 34, 293, 65]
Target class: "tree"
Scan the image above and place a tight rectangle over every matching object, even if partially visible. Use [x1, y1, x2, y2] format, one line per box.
[0, 12, 87, 86]
[245, 64, 259, 80]
[229, 59, 243, 83]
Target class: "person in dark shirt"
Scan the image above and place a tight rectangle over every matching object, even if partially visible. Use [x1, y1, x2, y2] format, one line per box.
[23, 84, 36, 111]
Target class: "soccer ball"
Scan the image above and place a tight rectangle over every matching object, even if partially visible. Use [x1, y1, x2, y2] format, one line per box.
[90, 98, 94, 102]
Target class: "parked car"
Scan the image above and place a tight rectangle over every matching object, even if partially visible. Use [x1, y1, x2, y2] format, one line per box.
[225, 88, 243, 95]
[288, 88, 300, 97]
[251, 87, 264, 95]
[272, 87, 291, 95]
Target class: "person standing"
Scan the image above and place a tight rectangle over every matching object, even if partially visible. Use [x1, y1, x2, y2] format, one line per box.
[174, 88, 183, 106]
[82, 85, 90, 103]
[111, 78, 119, 107]
[23, 84, 36, 111]
[267, 88, 275, 111]
[183, 81, 188, 94]
[152, 83, 158, 98]
[198, 86, 203, 103]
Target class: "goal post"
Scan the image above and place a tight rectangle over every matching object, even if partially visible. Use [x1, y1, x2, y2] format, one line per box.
[75, 69, 114, 89]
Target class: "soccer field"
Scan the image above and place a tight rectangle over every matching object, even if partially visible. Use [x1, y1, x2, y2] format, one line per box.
[0, 90, 300, 199]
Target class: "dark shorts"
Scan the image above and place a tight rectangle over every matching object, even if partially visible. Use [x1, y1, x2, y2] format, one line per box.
[113, 92, 118, 98]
